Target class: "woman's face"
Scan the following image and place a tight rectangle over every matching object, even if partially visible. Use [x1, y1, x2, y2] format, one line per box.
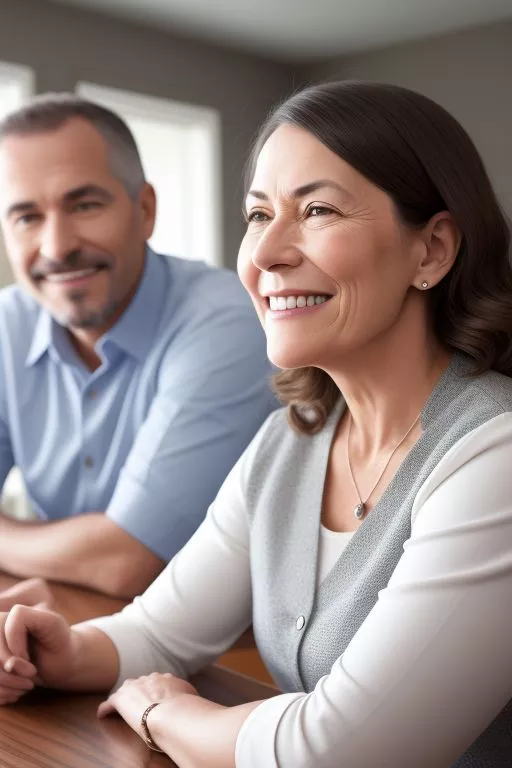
[238, 124, 427, 371]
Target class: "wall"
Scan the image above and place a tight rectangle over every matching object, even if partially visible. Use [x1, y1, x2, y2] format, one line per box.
[0, 0, 296, 272]
[2, 4, 510, 276]
[307, 21, 512, 220]
[0, 237, 13, 288]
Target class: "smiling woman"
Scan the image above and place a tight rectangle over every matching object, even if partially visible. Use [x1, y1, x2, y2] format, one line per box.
[239, 81, 512, 434]
[1, 81, 512, 768]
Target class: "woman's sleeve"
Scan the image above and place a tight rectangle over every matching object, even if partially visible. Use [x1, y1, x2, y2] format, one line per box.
[236, 412, 512, 768]
[81, 433, 257, 688]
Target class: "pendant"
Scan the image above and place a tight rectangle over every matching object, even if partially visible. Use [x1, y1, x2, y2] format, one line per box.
[353, 502, 366, 520]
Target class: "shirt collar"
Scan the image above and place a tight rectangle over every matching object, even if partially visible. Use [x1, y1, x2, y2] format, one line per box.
[26, 248, 168, 367]
[26, 310, 54, 367]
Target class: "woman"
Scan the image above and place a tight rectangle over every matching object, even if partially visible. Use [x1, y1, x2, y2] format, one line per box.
[1, 81, 512, 767]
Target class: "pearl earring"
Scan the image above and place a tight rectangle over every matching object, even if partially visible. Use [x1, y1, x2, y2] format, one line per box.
[421, 281, 429, 289]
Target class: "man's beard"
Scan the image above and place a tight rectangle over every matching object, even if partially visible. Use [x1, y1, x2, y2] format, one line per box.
[54, 292, 121, 330]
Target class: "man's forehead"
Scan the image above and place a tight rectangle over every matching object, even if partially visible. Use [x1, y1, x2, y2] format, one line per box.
[0, 124, 113, 199]
[0, 120, 108, 170]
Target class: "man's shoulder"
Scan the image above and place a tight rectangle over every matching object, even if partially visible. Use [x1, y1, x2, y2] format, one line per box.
[159, 253, 250, 310]
[0, 284, 40, 331]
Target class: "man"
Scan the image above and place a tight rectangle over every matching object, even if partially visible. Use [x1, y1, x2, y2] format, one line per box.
[0, 94, 274, 599]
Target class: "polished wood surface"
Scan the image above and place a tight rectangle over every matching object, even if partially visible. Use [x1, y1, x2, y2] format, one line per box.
[0, 573, 278, 767]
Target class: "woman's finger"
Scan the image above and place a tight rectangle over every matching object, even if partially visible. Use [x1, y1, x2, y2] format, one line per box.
[0, 579, 53, 612]
[97, 697, 117, 718]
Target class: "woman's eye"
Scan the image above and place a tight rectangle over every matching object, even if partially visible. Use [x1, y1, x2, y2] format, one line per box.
[307, 205, 334, 217]
[246, 210, 269, 223]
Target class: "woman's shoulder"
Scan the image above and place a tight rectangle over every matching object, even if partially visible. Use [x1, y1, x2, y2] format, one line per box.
[241, 401, 342, 506]
[244, 406, 302, 466]
[427, 355, 512, 433]
[247, 401, 340, 458]
[466, 367, 512, 412]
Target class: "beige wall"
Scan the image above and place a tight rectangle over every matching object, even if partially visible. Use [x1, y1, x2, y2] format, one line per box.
[307, 21, 512, 220]
[0, 237, 13, 289]
[0, 0, 296, 271]
[1, 4, 510, 278]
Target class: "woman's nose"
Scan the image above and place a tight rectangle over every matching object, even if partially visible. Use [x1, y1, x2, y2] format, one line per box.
[250, 220, 303, 273]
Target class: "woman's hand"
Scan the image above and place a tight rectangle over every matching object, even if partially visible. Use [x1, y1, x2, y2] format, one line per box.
[99, 673, 261, 767]
[97, 672, 198, 740]
[0, 578, 54, 612]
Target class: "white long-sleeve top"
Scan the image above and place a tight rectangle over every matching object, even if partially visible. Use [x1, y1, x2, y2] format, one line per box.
[86, 413, 512, 767]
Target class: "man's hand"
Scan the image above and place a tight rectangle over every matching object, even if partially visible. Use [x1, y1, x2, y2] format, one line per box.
[0, 578, 54, 612]
[0, 610, 36, 705]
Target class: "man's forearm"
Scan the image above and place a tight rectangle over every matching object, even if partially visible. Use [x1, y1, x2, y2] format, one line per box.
[0, 512, 163, 597]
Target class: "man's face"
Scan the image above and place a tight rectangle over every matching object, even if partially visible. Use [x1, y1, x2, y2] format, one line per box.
[0, 118, 155, 334]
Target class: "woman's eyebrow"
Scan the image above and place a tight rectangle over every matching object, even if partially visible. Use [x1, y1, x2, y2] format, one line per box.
[246, 179, 355, 203]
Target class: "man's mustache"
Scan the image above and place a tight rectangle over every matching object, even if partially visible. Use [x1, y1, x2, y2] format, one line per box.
[31, 251, 111, 280]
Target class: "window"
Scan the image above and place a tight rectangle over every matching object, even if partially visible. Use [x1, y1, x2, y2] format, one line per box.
[0, 62, 34, 289]
[0, 61, 34, 122]
[0, 63, 35, 514]
[77, 83, 223, 267]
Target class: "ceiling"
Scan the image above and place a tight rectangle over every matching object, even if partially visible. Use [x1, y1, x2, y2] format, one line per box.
[52, 0, 512, 61]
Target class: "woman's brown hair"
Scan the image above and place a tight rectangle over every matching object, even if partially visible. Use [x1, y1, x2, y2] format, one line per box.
[246, 81, 512, 434]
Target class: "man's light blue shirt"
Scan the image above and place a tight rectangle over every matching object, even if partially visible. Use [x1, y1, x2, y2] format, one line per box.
[0, 250, 276, 560]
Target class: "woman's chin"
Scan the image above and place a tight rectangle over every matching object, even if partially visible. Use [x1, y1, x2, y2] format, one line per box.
[267, 346, 318, 371]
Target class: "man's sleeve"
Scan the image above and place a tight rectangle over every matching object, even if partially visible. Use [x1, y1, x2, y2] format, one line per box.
[0, 358, 14, 497]
[106, 301, 274, 560]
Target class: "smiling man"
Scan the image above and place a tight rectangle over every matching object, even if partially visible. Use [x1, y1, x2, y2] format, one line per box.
[0, 94, 274, 599]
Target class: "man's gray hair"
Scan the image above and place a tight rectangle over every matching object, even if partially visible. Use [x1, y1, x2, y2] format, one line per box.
[0, 93, 146, 198]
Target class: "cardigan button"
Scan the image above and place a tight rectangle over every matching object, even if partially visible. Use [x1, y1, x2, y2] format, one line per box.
[296, 615, 305, 630]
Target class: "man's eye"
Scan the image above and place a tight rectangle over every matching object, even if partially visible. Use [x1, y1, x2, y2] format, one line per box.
[16, 214, 40, 227]
[75, 201, 101, 212]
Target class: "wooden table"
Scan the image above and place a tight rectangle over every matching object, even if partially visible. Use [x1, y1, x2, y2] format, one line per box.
[0, 574, 278, 767]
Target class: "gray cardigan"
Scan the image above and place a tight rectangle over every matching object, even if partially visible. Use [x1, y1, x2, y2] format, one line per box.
[246, 354, 512, 766]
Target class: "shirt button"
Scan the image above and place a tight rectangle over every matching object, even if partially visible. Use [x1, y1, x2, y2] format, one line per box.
[296, 615, 305, 631]
[88, 390, 97, 399]
[84, 456, 94, 469]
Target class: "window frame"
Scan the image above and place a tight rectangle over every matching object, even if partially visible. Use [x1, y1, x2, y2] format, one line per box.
[0, 61, 35, 106]
[76, 81, 223, 268]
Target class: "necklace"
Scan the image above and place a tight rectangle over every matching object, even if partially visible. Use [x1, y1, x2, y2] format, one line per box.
[347, 410, 421, 521]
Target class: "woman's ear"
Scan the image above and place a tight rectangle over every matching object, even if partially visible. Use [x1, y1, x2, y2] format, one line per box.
[414, 212, 462, 290]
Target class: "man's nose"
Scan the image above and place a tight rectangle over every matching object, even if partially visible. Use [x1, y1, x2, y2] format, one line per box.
[39, 215, 80, 263]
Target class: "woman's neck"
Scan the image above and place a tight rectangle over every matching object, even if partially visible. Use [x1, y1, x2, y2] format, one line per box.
[325, 308, 451, 455]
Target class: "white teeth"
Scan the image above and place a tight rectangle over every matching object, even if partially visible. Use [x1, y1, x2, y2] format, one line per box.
[268, 294, 330, 311]
[46, 268, 97, 283]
